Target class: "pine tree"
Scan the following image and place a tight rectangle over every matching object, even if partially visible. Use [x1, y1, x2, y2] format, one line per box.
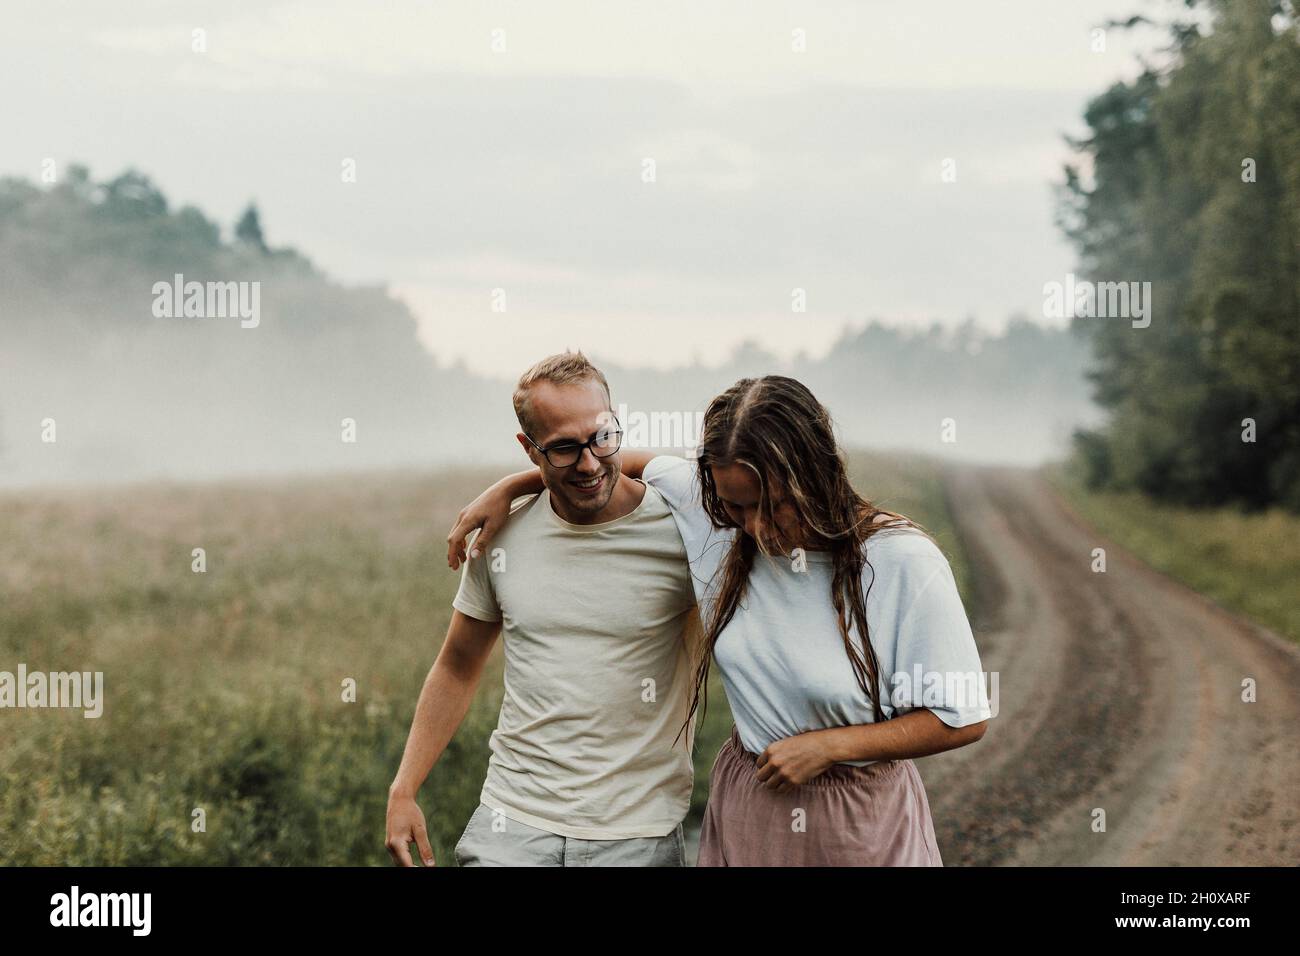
[235, 203, 268, 253]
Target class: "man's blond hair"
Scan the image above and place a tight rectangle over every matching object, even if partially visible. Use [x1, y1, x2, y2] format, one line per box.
[513, 350, 611, 436]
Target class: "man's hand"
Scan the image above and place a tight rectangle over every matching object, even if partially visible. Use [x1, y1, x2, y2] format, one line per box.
[755, 732, 837, 793]
[386, 792, 436, 867]
[385, 613, 500, 868]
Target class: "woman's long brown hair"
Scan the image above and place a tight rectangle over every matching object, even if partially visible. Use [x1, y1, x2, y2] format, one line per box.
[680, 375, 929, 740]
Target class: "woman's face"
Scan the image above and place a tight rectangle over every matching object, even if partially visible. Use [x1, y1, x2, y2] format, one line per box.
[710, 462, 806, 555]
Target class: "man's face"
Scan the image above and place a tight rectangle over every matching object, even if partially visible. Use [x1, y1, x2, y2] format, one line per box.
[518, 380, 621, 519]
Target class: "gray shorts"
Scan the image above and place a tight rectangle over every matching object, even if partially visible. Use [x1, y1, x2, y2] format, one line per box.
[453, 802, 687, 867]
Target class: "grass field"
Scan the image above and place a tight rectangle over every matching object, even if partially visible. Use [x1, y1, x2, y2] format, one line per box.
[1046, 464, 1300, 645]
[0, 452, 962, 865]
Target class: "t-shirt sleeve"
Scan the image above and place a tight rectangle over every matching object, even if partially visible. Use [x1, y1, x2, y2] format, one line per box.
[643, 454, 735, 609]
[451, 529, 502, 623]
[886, 540, 993, 729]
[642, 454, 713, 541]
[642, 454, 695, 512]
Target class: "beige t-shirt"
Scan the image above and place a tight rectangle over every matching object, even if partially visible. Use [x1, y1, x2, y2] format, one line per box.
[452, 480, 698, 839]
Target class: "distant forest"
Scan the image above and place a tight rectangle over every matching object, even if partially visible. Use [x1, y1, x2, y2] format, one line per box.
[0, 166, 504, 483]
[0, 165, 1096, 484]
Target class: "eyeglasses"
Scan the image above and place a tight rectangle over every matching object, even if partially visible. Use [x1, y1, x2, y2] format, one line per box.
[525, 418, 624, 468]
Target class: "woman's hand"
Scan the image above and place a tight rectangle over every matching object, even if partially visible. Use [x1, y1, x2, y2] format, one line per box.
[755, 731, 838, 793]
[446, 475, 532, 570]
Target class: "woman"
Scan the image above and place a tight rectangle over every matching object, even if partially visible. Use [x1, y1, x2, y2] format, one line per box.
[449, 375, 992, 866]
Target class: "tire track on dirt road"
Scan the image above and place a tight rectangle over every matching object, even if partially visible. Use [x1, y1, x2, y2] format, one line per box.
[918, 465, 1300, 865]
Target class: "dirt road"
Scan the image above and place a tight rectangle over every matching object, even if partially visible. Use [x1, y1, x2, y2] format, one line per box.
[920, 465, 1299, 865]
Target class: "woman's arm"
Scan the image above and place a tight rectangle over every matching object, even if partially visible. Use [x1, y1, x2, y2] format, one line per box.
[445, 468, 543, 569]
[755, 711, 988, 793]
[818, 710, 986, 763]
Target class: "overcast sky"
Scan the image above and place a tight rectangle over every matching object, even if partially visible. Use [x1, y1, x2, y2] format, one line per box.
[2, 0, 1180, 376]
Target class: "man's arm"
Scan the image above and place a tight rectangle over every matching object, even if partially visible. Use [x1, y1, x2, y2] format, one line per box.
[619, 449, 654, 478]
[385, 609, 502, 866]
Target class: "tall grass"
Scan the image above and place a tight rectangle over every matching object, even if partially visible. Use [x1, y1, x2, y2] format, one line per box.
[1046, 464, 1300, 644]
[847, 450, 973, 601]
[0, 453, 960, 865]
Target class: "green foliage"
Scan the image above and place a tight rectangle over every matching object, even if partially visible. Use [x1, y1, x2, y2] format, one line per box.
[1060, 1, 1300, 511]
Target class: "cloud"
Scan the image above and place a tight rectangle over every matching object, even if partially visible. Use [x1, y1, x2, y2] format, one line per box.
[86, 0, 1166, 92]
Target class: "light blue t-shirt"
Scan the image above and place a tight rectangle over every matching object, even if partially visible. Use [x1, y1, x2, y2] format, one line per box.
[643, 454, 993, 765]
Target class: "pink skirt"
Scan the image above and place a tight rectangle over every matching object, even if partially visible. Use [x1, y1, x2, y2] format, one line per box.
[697, 726, 944, 866]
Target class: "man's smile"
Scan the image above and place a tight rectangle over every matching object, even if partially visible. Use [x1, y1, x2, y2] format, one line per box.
[569, 473, 606, 495]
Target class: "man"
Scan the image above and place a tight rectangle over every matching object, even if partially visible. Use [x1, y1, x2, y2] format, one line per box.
[386, 351, 699, 866]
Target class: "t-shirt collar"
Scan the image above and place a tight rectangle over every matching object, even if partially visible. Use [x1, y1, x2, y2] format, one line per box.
[542, 478, 650, 533]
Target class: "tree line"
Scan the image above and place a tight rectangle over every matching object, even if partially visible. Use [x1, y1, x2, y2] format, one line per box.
[1060, 0, 1300, 510]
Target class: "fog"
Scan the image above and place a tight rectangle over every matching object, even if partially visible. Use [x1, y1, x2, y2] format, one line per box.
[1, 0, 1152, 484]
[0, 169, 1098, 486]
